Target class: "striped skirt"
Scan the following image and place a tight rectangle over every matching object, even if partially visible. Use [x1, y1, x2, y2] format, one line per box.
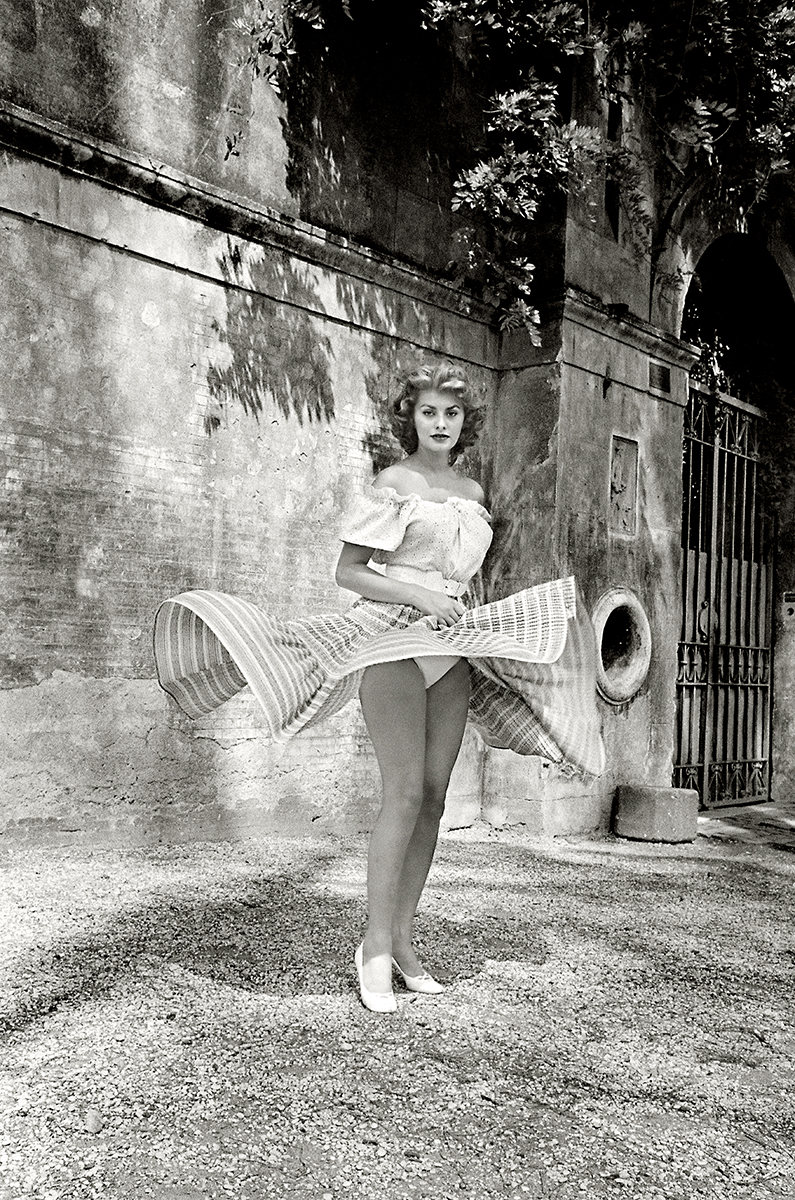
[153, 577, 606, 777]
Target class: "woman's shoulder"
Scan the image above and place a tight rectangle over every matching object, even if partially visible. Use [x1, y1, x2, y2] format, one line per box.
[373, 464, 486, 506]
[371, 464, 418, 496]
[454, 476, 486, 506]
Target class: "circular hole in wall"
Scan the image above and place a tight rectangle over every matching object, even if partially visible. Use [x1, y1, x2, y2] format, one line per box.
[601, 606, 637, 672]
[591, 588, 652, 704]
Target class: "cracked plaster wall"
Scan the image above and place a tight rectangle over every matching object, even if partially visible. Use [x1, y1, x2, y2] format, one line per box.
[0, 147, 496, 844]
[558, 308, 692, 811]
[486, 303, 694, 828]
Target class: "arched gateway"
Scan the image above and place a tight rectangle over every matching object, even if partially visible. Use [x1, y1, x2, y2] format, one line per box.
[674, 234, 795, 807]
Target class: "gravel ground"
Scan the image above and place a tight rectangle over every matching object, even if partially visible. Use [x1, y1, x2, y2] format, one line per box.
[1, 821, 794, 1200]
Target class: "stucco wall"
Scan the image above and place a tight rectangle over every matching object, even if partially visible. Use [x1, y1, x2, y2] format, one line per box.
[0, 0, 292, 212]
[0, 145, 496, 843]
[482, 295, 695, 829]
[0, 0, 477, 273]
[557, 298, 692, 805]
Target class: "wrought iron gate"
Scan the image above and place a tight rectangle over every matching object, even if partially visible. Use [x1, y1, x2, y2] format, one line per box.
[674, 385, 773, 808]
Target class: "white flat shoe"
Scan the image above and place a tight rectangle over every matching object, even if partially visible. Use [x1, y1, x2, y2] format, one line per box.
[355, 944, 397, 1013]
[392, 957, 445, 995]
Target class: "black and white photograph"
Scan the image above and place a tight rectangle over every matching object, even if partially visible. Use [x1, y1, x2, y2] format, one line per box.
[1, 2, 794, 1197]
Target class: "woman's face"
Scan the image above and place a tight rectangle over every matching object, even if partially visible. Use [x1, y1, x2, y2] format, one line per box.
[412, 389, 465, 455]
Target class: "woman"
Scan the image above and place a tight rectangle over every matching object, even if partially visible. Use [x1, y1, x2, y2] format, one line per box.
[336, 367, 489, 1012]
[153, 362, 604, 1014]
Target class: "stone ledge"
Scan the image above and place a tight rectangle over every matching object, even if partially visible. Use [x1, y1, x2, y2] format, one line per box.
[0, 101, 496, 335]
[613, 785, 699, 843]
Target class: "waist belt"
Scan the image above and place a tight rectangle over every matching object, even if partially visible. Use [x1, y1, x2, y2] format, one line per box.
[383, 564, 468, 598]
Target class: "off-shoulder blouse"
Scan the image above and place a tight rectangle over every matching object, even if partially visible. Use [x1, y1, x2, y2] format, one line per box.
[339, 485, 493, 590]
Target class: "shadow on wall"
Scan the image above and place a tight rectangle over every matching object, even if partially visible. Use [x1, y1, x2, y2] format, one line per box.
[204, 225, 494, 596]
[276, 2, 480, 271]
[205, 239, 336, 434]
[205, 232, 492, 484]
[357, 334, 411, 476]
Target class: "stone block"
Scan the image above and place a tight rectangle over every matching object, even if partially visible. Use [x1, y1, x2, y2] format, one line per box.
[442, 727, 485, 832]
[543, 793, 604, 837]
[612, 785, 699, 843]
[481, 747, 608, 836]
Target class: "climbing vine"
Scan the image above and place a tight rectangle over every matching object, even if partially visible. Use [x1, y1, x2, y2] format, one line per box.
[235, 1, 795, 332]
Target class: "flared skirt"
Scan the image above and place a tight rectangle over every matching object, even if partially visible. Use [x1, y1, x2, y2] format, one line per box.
[153, 577, 606, 776]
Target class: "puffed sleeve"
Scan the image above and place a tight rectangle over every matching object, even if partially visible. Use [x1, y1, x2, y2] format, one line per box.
[339, 486, 417, 550]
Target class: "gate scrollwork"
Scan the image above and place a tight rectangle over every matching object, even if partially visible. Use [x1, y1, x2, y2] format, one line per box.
[674, 386, 773, 808]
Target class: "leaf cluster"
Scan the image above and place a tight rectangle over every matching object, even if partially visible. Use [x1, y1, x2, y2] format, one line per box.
[234, 0, 349, 95]
[593, 1, 795, 209]
[236, 1, 795, 332]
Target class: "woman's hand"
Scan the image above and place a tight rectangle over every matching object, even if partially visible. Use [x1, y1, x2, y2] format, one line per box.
[335, 543, 464, 624]
[412, 587, 466, 627]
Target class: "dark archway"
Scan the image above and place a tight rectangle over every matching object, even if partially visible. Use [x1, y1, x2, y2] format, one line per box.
[675, 233, 795, 807]
[681, 232, 795, 406]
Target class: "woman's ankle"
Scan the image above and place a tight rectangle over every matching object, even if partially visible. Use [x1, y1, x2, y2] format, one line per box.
[361, 929, 392, 959]
[391, 933, 421, 971]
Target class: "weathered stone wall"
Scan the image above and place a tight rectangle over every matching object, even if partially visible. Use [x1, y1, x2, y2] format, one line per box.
[556, 298, 693, 810]
[0, 143, 496, 843]
[0, 0, 475, 272]
[482, 296, 695, 830]
[0, 0, 292, 212]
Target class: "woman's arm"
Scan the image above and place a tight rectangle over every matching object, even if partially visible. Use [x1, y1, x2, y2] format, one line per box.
[335, 542, 464, 627]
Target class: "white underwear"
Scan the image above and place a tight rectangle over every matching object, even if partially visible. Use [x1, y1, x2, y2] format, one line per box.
[381, 565, 466, 690]
[414, 654, 461, 689]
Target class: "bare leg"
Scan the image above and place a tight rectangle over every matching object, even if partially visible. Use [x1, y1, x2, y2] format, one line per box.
[391, 659, 470, 976]
[358, 660, 428, 994]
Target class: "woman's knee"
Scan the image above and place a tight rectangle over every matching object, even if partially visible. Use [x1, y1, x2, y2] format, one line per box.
[421, 780, 448, 819]
[380, 784, 426, 822]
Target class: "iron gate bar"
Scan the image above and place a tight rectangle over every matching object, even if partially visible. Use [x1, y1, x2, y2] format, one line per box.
[674, 386, 773, 808]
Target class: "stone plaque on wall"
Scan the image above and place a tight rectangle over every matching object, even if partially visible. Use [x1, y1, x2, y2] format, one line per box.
[610, 436, 638, 536]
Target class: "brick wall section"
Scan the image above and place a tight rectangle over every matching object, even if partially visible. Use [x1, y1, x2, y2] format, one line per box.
[0, 148, 497, 841]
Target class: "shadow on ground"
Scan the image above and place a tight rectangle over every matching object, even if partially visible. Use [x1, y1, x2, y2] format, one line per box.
[3, 836, 793, 1037]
